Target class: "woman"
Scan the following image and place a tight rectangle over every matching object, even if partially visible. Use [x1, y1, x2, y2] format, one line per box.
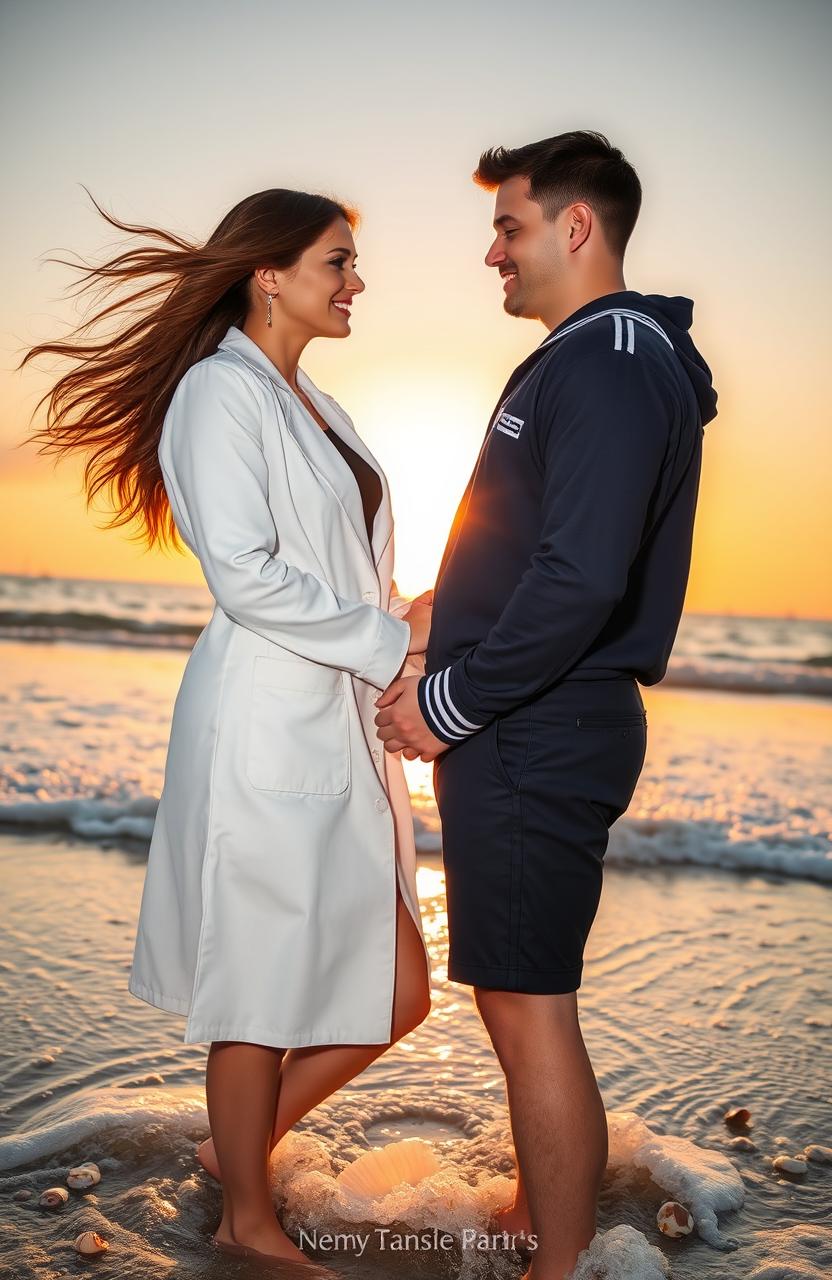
[20, 187, 433, 1267]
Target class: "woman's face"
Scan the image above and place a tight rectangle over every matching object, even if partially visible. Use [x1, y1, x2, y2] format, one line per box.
[270, 216, 365, 338]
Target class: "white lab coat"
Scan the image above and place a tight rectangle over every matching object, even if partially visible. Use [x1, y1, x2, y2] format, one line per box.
[127, 324, 430, 1047]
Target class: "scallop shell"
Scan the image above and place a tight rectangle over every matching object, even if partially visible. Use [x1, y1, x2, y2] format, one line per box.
[336, 1138, 440, 1202]
[656, 1200, 694, 1238]
[75, 1231, 109, 1257]
[39, 1186, 70, 1208]
[723, 1106, 751, 1127]
[67, 1162, 101, 1189]
[773, 1155, 807, 1175]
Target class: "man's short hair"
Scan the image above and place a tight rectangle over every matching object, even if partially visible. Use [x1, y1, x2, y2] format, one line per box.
[474, 130, 642, 259]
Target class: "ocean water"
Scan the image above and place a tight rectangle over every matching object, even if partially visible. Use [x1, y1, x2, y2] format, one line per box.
[0, 573, 830, 1279]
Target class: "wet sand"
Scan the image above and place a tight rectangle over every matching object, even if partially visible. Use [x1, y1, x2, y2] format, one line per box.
[1, 831, 830, 1278]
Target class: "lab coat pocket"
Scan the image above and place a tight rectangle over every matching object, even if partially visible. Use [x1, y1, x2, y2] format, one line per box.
[246, 654, 350, 795]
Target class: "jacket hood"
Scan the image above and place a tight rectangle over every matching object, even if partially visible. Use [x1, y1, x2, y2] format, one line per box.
[547, 290, 718, 427]
[624, 291, 718, 427]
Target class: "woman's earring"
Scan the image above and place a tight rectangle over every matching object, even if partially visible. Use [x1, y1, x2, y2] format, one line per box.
[266, 293, 273, 327]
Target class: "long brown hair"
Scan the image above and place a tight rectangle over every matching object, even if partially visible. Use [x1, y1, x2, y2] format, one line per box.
[17, 186, 358, 551]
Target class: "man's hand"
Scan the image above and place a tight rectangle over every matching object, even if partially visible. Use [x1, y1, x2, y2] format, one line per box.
[374, 675, 449, 762]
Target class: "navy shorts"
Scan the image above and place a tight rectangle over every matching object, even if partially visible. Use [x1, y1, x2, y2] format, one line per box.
[432, 676, 647, 994]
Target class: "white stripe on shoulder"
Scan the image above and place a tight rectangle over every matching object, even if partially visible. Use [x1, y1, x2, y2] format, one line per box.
[540, 307, 673, 352]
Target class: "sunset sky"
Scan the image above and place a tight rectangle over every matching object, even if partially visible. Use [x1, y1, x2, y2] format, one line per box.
[1, 0, 829, 618]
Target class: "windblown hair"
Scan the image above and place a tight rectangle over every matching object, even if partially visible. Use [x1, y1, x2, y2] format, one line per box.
[17, 187, 358, 551]
[473, 129, 641, 258]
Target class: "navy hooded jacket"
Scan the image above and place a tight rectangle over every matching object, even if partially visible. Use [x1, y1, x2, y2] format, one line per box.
[416, 289, 719, 746]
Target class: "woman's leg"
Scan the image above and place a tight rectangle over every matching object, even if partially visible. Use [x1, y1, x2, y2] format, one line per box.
[198, 883, 430, 1182]
[208, 1041, 306, 1260]
[271, 884, 431, 1143]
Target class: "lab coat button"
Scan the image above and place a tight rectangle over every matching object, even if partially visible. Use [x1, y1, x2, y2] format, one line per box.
[363, 590, 378, 603]
[374, 796, 388, 813]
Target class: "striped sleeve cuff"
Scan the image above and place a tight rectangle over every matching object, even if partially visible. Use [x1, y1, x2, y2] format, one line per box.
[417, 666, 489, 745]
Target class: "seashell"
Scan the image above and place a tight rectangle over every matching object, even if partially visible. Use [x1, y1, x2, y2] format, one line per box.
[656, 1200, 694, 1238]
[804, 1144, 832, 1165]
[67, 1162, 101, 1189]
[13, 1188, 33, 1201]
[723, 1106, 751, 1128]
[74, 1231, 109, 1257]
[39, 1186, 70, 1208]
[729, 1136, 757, 1151]
[336, 1138, 440, 1202]
[772, 1155, 807, 1175]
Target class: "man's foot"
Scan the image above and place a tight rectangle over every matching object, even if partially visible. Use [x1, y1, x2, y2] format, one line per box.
[490, 1202, 535, 1250]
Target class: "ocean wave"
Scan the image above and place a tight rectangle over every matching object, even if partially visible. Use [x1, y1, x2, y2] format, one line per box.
[0, 609, 201, 650]
[0, 796, 828, 885]
[660, 661, 832, 698]
[1, 608, 831, 695]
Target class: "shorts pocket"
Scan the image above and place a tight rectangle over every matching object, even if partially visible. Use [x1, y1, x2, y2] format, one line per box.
[246, 654, 350, 795]
[576, 711, 648, 729]
[491, 706, 533, 792]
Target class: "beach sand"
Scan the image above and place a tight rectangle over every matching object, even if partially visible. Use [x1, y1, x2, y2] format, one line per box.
[1, 830, 830, 1278]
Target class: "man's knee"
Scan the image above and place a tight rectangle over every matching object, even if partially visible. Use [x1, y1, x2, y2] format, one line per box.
[473, 986, 578, 1066]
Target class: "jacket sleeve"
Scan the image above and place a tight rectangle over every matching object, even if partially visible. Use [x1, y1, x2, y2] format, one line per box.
[159, 358, 411, 689]
[416, 347, 671, 743]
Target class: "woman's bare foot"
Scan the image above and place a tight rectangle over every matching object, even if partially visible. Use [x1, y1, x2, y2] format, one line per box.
[198, 1131, 281, 1183]
[212, 1212, 308, 1264]
[196, 1135, 222, 1181]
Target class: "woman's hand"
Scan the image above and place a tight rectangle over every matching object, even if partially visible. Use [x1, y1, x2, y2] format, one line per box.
[404, 598, 432, 654]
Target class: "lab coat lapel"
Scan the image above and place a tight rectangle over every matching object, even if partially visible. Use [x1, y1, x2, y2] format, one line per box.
[296, 366, 394, 571]
[215, 326, 388, 581]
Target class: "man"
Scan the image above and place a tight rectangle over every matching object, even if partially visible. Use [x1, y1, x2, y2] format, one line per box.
[375, 129, 718, 1279]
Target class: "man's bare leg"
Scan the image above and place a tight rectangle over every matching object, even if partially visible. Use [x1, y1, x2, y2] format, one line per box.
[474, 987, 607, 1280]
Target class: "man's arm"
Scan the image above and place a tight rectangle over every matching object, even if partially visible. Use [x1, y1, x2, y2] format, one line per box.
[416, 347, 672, 744]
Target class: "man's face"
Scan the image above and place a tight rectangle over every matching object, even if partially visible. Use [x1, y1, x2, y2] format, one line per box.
[484, 174, 567, 321]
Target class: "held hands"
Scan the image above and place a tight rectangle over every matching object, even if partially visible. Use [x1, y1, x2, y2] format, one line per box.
[375, 589, 449, 763]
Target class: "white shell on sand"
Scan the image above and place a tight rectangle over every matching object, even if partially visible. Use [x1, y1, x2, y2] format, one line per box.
[729, 1136, 757, 1151]
[656, 1200, 694, 1238]
[67, 1162, 101, 1189]
[39, 1186, 70, 1208]
[772, 1155, 807, 1175]
[336, 1138, 441, 1202]
[74, 1231, 109, 1257]
[804, 1144, 832, 1164]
